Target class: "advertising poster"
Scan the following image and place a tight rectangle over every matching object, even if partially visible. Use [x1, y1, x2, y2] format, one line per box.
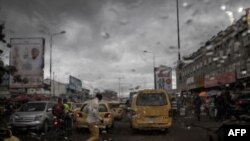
[69, 75, 82, 92]
[9, 38, 45, 88]
[155, 65, 172, 90]
[247, 8, 250, 29]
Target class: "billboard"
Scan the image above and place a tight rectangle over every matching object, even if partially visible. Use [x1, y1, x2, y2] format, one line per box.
[155, 65, 172, 90]
[9, 38, 45, 88]
[247, 8, 250, 28]
[69, 75, 82, 92]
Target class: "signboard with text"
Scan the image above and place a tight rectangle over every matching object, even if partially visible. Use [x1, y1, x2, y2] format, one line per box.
[69, 75, 82, 92]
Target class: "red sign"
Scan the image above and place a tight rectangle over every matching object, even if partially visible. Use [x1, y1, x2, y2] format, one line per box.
[204, 72, 236, 88]
[217, 72, 235, 84]
[204, 77, 218, 88]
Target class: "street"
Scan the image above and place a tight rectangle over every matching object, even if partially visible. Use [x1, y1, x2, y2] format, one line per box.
[16, 115, 219, 141]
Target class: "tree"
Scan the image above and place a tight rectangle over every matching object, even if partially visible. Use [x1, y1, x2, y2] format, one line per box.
[0, 23, 6, 43]
[0, 23, 16, 84]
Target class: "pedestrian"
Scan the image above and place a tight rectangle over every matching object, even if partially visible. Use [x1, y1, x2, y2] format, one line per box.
[193, 95, 202, 121]
[214, 92, 225, 121]
[52, 98, 64, 119]
[171, 97, 178, 119]
[63, 99, 71, 128]
[84, 93, 103, 141]
[209, 95, 216, 119]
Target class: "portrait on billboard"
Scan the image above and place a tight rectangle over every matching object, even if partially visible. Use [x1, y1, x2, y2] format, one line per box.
[9, 38, 45, 88]
[155, 65, 172, 91]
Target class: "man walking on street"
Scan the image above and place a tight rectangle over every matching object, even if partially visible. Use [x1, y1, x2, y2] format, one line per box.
[193, 95, 202, 121]
[84, 93, 103, 141]
[171, 97, 178, 119]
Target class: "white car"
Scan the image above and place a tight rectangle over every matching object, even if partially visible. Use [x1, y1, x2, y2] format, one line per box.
[10, 101, 55, 133]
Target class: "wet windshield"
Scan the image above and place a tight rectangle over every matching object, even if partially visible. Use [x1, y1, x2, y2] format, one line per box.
[109, 103, 120, 109]
[1, 0, 250, 141]
[19, 103, 46, 112]
[136, 93, 167, 106]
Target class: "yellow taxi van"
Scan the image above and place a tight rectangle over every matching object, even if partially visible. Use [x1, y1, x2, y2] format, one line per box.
[129, 89, 172, 132]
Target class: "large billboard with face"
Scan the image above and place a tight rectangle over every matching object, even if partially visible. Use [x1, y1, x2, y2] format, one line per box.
[155, 65, 172, 90]
[247, 8, 250, 28]
[9, 38, 45, 88]
[69, 75, 82, 92]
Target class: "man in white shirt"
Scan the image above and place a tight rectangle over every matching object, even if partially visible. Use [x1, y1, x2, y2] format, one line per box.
[85, 93, 103, 141]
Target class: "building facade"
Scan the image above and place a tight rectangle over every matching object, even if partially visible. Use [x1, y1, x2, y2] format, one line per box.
[177, 15, 250, 93]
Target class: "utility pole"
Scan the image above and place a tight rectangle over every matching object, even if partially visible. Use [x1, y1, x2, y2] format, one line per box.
[53, 72, 55, 97]
[118, 77, 124, 99]
[49, 31, 66, 97]
[176, 0, 181, 61]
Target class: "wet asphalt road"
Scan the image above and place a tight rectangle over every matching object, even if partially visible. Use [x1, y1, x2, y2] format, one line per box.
[15, 115, 215, 141]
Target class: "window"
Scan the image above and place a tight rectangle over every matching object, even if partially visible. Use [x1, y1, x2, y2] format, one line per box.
[99, 104, 108, 112]
[136, 93, 167, 106]
[19, 103, 46, 112]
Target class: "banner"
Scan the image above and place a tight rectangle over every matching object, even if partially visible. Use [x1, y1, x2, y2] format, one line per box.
[155, 65, 172, 90]
[9, 38, 45, 88]
[69, 75, 82, 92]
[247, 8, 250, 28]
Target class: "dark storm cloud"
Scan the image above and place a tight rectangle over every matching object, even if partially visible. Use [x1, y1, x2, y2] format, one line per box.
[1, 0, 249, 94]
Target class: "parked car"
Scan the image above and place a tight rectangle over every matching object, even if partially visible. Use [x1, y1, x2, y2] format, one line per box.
[129, 89, 172, 132]
[0, 128, 20, 141]
[233, 91, 250, 115]
[75, 100, 114, 130]
[10, 101, 55, 133]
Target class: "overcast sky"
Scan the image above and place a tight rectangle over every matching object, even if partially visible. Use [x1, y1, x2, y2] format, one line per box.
[0, 0, 249, 96]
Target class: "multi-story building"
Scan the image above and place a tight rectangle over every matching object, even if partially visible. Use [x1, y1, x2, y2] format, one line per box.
[177, 14, 250, 93]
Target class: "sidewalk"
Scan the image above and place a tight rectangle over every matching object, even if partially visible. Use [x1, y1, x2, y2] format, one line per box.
[175, 114, 221, 130]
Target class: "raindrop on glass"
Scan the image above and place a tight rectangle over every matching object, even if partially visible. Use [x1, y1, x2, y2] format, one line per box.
[119, 19, 129, 26]
[220, 5, 226, 11]
[101, 32, 110, 39]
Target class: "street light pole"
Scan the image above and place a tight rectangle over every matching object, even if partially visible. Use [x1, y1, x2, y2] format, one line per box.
[143, 50, 156, 89]
[118, 77, 124, 100]
[49, 31, 66, 97]
[176, 0, 181, 61]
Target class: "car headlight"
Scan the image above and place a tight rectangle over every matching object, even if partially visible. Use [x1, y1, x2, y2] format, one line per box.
[14, 114, 20, 119]
[35, 115, 43, 121]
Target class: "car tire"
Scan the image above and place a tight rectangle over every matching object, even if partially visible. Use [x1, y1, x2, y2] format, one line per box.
[111, 122, 114, 128]
[131, 128, 138, 134]
[42, 120, 49, 134]
[162, 128, 169, 134]
[76, 128, 81, 133]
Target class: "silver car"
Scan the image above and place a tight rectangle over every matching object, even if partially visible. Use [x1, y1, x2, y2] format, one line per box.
[10, 101, 55, 133]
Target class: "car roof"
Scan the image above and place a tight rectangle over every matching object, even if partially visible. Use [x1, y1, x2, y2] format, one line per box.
[138, 89, 167, 94]
[83, 100, 110, 104]
[27, 100, 55, 103]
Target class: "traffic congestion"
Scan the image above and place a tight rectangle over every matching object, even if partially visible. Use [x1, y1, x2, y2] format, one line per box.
[1, 0, 250, 141]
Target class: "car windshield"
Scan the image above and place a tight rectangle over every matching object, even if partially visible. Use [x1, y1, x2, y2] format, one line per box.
[109, 103, 120, 109]
[19, 103, 46, 112]
[1, 0, 250, 140]
[99, 104, 108, 112]
[136, 93, 167, 106]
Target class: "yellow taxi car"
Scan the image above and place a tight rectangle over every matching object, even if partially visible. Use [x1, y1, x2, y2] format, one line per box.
[129, 89, 172, 132]
[108, 101, 124, 120]
[67, 102, 83, 121]
[75, 100, 114, 130]
[0, 128, 20, 141]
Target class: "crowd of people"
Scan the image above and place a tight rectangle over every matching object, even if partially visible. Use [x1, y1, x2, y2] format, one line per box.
[192, 89, 240, 121]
